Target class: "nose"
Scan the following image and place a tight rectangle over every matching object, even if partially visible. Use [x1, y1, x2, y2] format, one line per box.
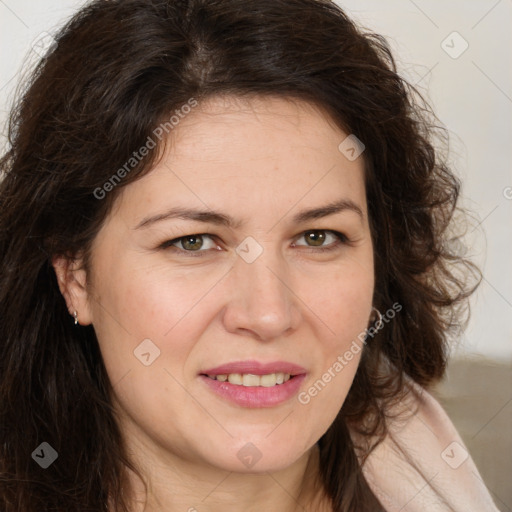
[221, 246, 301, 341]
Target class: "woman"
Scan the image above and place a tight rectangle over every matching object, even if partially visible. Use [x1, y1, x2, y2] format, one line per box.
[0, 0, 500, 511]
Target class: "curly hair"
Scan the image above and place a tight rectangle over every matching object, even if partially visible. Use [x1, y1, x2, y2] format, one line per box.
[0, 0, 480, 510]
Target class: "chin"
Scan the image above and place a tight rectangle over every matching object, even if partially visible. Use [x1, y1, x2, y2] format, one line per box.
[198, 435, 312, 474]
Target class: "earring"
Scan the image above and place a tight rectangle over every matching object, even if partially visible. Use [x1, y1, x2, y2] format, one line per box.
[73, 311, 78, 325]
[371, 306, 384, 328]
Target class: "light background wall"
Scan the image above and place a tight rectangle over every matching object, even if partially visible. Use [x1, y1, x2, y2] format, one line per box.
[1, 0, 511, 361]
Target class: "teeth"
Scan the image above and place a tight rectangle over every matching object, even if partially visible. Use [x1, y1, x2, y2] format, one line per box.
[259, 374, 277, 387]
[228, 373, 242, 385]
[243, 374, 260, 386]
[208, 372, 292, 386]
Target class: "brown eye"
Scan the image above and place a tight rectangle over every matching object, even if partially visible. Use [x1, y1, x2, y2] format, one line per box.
[180, 235, 205, 251]
[304, 230, 327, 247]
[294, 230, 348, 251]
[160, 233, 218, 256]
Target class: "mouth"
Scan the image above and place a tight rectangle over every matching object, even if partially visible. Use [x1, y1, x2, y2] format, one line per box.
[199, 360, 307, 408]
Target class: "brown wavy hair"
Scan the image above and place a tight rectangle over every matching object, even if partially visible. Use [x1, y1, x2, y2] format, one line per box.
[0, 0, 480, 510]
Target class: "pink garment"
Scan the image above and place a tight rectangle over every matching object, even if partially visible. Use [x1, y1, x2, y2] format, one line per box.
[359, 378, 500, 511]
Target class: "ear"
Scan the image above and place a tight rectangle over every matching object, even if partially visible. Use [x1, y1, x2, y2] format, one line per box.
[52, 254, 94, 326]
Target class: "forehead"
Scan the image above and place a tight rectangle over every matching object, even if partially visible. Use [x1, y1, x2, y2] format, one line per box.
[168, 94, 348, 162]
[112, 94, 368, 229]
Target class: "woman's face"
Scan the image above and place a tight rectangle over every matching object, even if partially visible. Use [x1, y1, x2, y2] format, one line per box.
[72, 95, 374, 473]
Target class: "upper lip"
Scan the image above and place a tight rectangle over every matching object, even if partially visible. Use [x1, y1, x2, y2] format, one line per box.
[201, 360, 307, 376]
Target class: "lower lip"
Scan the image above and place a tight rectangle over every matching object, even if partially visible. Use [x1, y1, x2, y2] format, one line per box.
[200, 374, 306, 408]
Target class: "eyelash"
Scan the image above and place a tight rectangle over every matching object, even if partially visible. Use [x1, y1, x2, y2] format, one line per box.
[158, 230, 350, 258]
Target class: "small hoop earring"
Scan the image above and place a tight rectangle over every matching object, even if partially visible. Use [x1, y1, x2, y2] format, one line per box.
[73, 311, 78, 325]
[371, 306, 384, 328]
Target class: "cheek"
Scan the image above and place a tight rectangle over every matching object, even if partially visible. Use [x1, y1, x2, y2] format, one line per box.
[295, 265, 372, 434]
[93, 254, 208, 334]
[88, 261, 206, 419]
[89, 257, 227, 382]
[311, 260, 374, 344]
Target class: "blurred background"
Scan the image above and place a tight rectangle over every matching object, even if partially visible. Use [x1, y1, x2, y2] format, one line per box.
[1, 0, 511, 510]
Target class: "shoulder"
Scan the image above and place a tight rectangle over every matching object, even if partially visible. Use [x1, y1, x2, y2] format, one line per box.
[359, 378, 500, 512]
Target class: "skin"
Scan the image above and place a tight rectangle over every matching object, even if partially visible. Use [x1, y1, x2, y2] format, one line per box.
[53, 95, 375, 512]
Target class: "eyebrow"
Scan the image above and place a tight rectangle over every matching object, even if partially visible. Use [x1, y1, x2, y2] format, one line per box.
[134, 198, 364, 230]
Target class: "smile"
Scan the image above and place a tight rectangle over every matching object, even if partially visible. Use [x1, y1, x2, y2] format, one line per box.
[199, 361, 307, 408]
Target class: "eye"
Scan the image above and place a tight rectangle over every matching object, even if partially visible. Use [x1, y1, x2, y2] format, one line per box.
[159, 234, 219, 257]
[159, 230, 350, 258]
[293, 230, 349, 252]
